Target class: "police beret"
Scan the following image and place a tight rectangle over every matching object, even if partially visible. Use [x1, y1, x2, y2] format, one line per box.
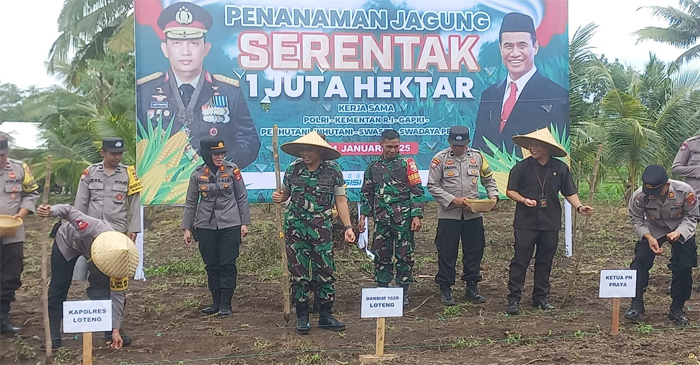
[102, 137, 125, 153]
[641, 165, 668, 196]
[158, 2, 213, 39]
[500, 12, 536, 41]
[448, 126, 471, 146]
[200, 138, 227, 153]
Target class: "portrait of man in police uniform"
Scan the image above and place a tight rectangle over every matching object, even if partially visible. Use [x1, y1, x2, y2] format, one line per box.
[136, 1, 261, 169]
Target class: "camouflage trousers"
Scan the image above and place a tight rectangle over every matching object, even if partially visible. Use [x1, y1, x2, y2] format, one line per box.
[286, 231, 336, 306]
[371, 219, 415, 286]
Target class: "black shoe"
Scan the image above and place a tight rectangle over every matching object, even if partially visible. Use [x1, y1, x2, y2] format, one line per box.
[103, 331, 132, 347]
[440, 285, 455, 306]
[295, 303, 310, 335]
[401, 285, 410, 308]
[465, 283, 486, 304]
[0, 319, 20, 334]
[318, 302, 345, 331]
[625, 298, 645, 320]
[201, 290, 222, 315]
[218, 289, 234, 317]
[532, 299, 555, 311]
[668, 309, 689, 325]
[506, 300, 520, 315]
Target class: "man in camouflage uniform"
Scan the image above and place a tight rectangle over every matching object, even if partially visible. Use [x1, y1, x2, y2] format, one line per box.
[0, 134, 39, 334]
[272, 131, 355, 335]
[427, 126, 498, 306]
[358, 130, 424, 308]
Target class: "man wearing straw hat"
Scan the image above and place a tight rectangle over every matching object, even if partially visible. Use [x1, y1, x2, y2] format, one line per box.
[358, 129, 425, 308]
[427, 126, 499, 306]
[505, 128, 593, 315]
[37, 204, 138, 350]
[182, 137, 251, 317]
[625, 165, 698, 325]
[272, 131, 355, 335]
[0, 134, 39, 334]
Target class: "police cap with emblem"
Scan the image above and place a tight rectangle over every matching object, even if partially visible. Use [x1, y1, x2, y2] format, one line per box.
[500, 12, 536, 42]
[158, 2, 213, 40]
[102, 137, 126, 153]
[0, 134, 8, 155]
[448, 126, 471, 146]
[200, 138, 227, 153]
[641, 165, 669, 196]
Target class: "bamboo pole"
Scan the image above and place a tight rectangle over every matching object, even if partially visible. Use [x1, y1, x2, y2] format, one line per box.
[272, 126, 291, 322]
[41, 156, 53, 362]
[562, 145, 603, 307]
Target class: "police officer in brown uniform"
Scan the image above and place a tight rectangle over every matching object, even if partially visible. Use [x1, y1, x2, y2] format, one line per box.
[625, 165, 699, 325]
[182, 138, 251, 317]
[0, 134, 39, 334]
[672, 136, 700, 195]
[427, 126, 499, 306]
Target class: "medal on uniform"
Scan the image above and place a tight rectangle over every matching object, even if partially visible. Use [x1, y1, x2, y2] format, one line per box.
[176, 108, 195, 126]
[168, 70, 205, 127]
[209, 127, 218, 136]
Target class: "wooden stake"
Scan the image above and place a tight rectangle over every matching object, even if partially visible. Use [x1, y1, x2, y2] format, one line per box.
[612, 298, 620, 335]
[41, 156, 53, 363]
[562, 145, 603, 307]
[82, 332, 92, 365]
[272, 125, 291, 323]
[359, 317, 398, 364]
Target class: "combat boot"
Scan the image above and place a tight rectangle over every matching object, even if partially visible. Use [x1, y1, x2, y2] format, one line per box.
[318, 302, 345, 331]
[440, 285, 455, 306]
[400, 284, 410, 308]
[668, 300, 689, 325]
[465, 281, 486, 304]
[625, 297, 645, 320]
[218, 289, 234, 317]
[295, 302, 310, 335]
[0, 302, 19, 334]
[201, 290, 221, 315]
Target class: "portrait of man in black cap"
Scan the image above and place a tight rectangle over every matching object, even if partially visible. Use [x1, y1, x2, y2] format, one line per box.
[472, 12, 568, 154]
[136, 1, 261, 169]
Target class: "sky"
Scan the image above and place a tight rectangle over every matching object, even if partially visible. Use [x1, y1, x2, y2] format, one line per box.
[0, 0, 695, 148]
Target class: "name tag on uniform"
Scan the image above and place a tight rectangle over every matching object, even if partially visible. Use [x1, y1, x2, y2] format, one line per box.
[150, 101, 168, 109]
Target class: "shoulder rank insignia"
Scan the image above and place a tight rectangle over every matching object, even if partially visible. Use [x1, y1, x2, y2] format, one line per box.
[213, 74, 240, 87]
[137, 72, 163, 85]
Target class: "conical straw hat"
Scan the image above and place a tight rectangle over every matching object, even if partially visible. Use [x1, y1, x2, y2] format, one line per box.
[90, 231, 139, 278]
[280, 131, 342, 160]
[512, 128, 567, 157]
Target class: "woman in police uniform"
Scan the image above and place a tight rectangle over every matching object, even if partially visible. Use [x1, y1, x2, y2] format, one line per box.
[182, 138, 251, 317]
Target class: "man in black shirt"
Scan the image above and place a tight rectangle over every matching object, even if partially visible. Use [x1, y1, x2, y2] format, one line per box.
[505, 128, 593, 314]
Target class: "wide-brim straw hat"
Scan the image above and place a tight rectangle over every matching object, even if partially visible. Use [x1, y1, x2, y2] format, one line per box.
[90, 231, 139, 278]
[512, 128, 567, 158]
[281, 131, 342, 160]
[0, 215, 22, 237]
[464, 199, 497, 213]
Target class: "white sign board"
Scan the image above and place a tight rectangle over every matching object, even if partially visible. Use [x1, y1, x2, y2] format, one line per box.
[361, 288, 403, 318]
[63, 300, 112, 333]
[599, 270, 637, 298]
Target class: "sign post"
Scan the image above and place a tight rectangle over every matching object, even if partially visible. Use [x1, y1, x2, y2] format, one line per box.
[63, 300, 112, 364]
[359, 287, 403, 364]
[599, 270, 636, 335]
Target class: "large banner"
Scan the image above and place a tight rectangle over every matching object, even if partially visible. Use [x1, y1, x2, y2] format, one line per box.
[135, 0, 569, 205]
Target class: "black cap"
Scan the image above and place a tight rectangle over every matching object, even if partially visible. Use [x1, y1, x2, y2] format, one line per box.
[200, 138, 226, 153]
[0, 134, 7, 154]
[102, 137, 125, 153]
[500, 13, 536, 42]
[448, 126, 471, 145]
[641, 165, 668, 196]
[158, 2, 212, 39]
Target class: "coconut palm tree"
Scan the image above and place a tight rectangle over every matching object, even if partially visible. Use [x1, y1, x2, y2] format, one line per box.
[634, 0, 700, 64]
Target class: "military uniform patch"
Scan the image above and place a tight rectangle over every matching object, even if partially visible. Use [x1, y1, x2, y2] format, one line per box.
[127, 166, 143, 196]
[430, 157, 441, 169]
[681, 142, 689, 151]
[687, 191, 696, 206]
[406, 158, 421, 186]
[634, 195, 643, 207]
[233, 168, 242, 181]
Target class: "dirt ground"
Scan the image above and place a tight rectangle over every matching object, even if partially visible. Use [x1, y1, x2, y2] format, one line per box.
[2, 200, 700, 365]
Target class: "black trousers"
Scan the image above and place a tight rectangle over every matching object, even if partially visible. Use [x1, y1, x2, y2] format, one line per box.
[0, 242, 23, 306]
[48, 241, 110, 340]
[630, 235, 697, 306]
[196, 226, 241, 292]
[507, 229, 559, 303]
[434, 217, 485, 286]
